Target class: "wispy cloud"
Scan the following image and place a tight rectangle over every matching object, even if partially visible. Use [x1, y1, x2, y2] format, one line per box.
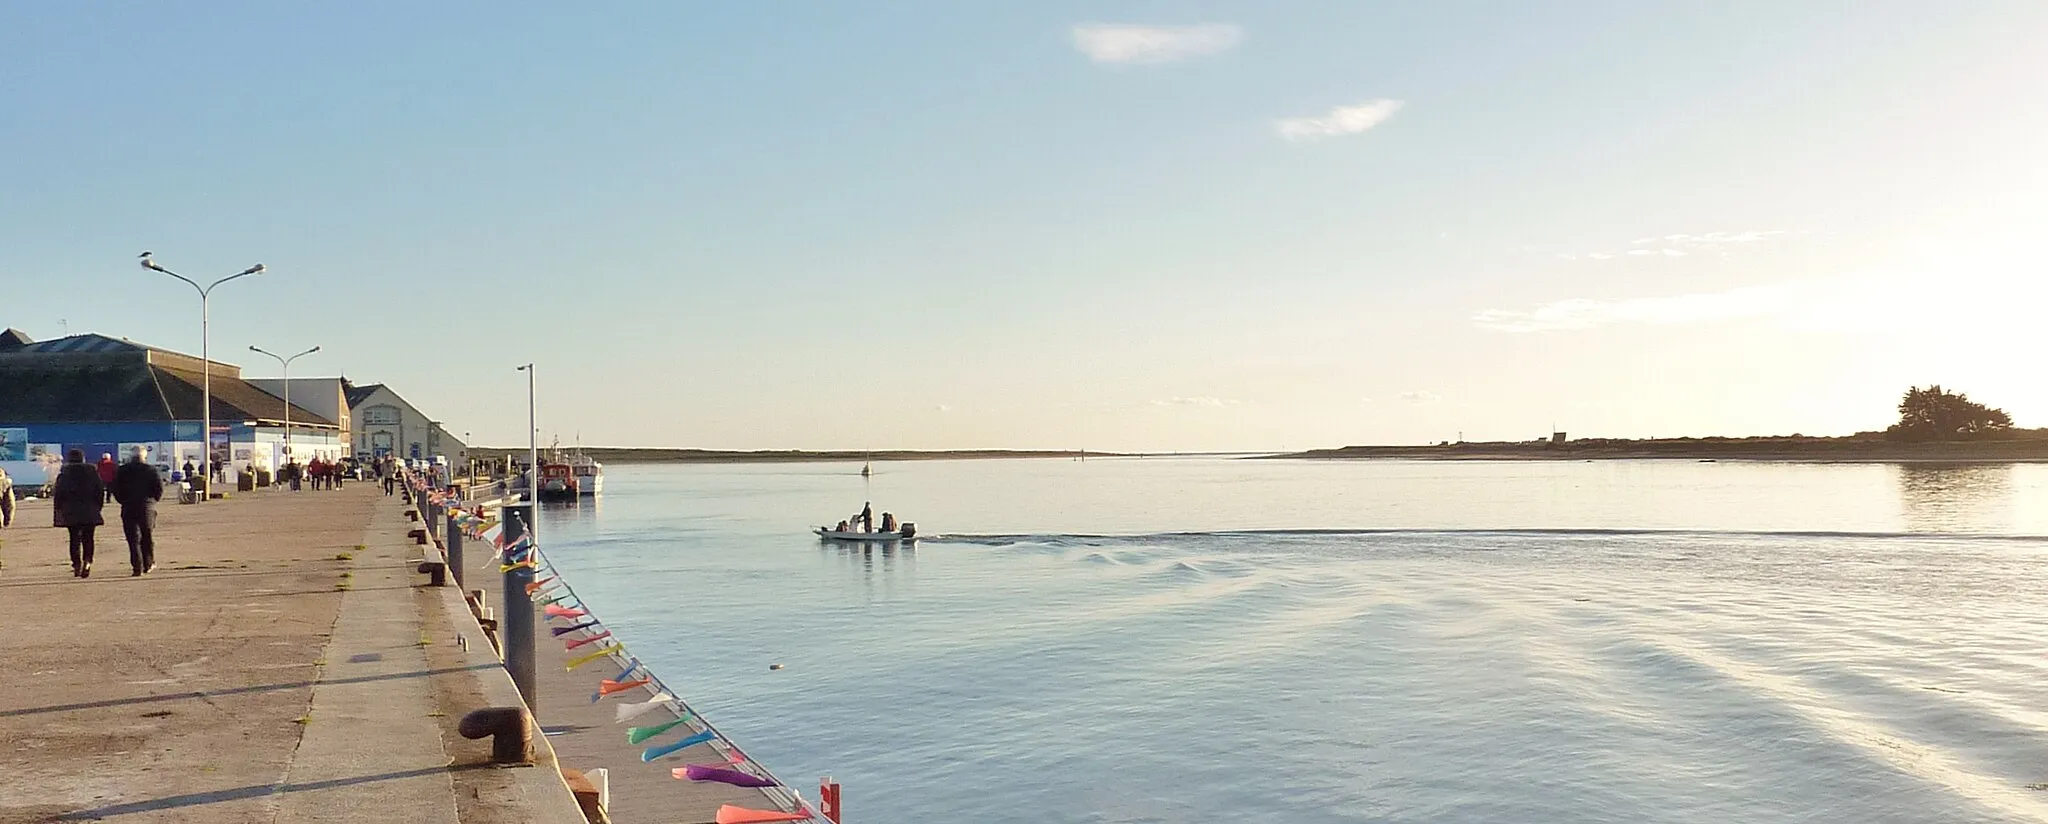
[1275, 99, 1404, 142]
[1565, 229, 1803, 261]
[1399, 390, 1442, 405]
[1071, 23, 1241, 64]
[934, 404, 953, 413]
[1472, 285, 1794, 333]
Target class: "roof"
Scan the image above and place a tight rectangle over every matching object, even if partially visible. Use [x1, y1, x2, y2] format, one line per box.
[0, 357, 335, 427]
[6, 333, 153, 355]
[0, 329, 33, 350]
[343, 382, 385, 408]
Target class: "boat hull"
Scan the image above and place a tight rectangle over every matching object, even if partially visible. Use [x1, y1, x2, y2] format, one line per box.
[815, 528, 915, 542]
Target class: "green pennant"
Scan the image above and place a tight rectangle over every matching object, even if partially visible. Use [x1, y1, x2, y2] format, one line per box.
[627, 715, 692, 745]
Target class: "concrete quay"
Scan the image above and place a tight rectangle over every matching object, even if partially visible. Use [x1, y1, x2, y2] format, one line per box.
[0, 486, 584, 824]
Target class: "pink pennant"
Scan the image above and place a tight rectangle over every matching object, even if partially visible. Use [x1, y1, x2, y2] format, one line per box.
[544, 605, 587, 619]
[714, 805, 811, 824]
[564, 631, 612, 650]
[676, 764, 778, 788]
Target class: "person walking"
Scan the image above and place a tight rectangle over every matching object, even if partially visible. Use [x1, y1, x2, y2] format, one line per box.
[96, 452, 117, 503]
[53, 449, 105, 578]
[0, 465, 15, 529]
[113, 446, 163, 576]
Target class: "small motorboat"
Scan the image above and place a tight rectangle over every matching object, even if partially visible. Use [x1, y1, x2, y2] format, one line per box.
[815, 524, 917, 542]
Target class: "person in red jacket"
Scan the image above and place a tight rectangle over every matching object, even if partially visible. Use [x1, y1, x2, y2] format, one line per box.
[96, 453, 117, 503]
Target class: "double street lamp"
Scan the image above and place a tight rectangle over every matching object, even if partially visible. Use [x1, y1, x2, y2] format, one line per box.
[248, 345, 320, 465]
[141, 252, 264, 497]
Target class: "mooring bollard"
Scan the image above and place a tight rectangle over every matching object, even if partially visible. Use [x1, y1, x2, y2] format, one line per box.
[501, 505, 537, 708]
[458, 706, 533, 764]
[447, 510, 465, 589]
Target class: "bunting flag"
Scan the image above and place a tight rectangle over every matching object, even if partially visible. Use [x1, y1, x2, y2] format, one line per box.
[598, 676, 652, 696]
[551, 621, 600, 637]
[564, 631, 613, 650]
[626, 715, 692, 743]
[544, 605, 587, 619]
[499, 557, 539, 573]
[677, 764, 779, 788]
[640, 730, 717, 762]
[591, 660, 642, 702]
[524, 577, 557, 595]
[615, 694, 675, 724]
[565, 643, 625, 671]
[713, 805, 812, 824]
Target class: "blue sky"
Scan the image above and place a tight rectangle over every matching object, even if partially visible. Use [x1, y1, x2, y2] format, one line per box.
[5, 2, 2045, 450]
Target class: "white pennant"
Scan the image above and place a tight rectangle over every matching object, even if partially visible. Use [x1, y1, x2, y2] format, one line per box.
[614, 692, 674, 723]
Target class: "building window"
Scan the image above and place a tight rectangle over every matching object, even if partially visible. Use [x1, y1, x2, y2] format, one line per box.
[362, 405, 401, 425]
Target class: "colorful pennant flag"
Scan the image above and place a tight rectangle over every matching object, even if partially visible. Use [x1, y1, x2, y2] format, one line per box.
[626, 715, 692, 743]
[713, 805, 811, 824]
[677, 764, 778, 788]
[641, 730, 717, 762]
[597, 676, 652, 696]
[564, 631, 613, 650]
[615, 694, 675, 724]
[524, 577, 556, 595]
[544, 605, 587, 619]
[551, 621, 599, 637]
[565, 643, 625, 671]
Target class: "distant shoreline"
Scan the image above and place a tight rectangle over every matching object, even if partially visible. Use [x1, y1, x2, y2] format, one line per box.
[466, 447, 1126, 464]
[1268, 436, 2048, 464]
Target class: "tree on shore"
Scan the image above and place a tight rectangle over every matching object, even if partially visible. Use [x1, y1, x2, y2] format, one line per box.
[1887, 385, 2012, 441]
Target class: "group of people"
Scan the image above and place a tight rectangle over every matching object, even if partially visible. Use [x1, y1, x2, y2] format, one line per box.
[51, 447, 163, 578]
[277, 456, 349, 491]
[834, 501, 898, 534]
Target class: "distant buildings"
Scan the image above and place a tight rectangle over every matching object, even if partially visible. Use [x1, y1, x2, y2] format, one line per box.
[0, 326, 463, 485]
[0, 329, 342, 483]
[345, 382, 466, 465]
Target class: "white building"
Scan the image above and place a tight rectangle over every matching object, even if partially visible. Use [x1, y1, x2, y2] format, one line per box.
[344, 381, 466, 465]
[246, 377, 353, 466]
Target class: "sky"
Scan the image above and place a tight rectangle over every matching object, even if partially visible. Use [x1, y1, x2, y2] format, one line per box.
[4, 2, 2046, 452]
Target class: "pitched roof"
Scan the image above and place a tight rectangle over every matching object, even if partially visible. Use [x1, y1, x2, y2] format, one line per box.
[343, 382, 384, 408]
[0, 358, 334, 427]
[7, 333, 151, 355]
[0, 329, 34, 350]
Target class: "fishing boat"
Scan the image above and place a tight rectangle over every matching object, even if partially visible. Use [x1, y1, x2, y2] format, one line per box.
[536, 461, 579, 500]
[566, 448, 603, 496]
[815, 524, 916, 542]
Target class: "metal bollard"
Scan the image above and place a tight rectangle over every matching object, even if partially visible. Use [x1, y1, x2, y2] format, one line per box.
[501, 505, 537, 708]
[447, 511, 465, 589]
[458, 706, 533, 764]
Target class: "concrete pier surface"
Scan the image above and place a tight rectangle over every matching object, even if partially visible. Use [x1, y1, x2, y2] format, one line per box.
[0, 487, 582, 824]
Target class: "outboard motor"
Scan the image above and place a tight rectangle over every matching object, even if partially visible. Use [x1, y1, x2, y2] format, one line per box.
[901, 523, 916, 539]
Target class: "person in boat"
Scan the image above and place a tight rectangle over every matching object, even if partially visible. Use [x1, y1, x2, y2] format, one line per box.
[835, 519, 850, 533]
[880, 512, 896, 533]
[859, 502, 873, 532]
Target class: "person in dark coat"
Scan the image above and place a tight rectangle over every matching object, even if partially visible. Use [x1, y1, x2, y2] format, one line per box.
[112, 447, 164, 576]
[53, 449, 106, 578]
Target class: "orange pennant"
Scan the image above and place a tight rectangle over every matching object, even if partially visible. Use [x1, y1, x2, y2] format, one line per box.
[525, 577, 557, 595]
[598, 676, 653, 696]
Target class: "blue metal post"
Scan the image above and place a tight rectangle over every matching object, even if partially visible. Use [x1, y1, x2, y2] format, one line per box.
[501, 505, 537, 707]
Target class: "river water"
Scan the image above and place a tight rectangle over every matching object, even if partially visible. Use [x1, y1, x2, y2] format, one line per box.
[536, 458, 2048, 823]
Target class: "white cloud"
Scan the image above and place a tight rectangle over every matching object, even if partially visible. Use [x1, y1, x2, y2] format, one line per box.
[1275, 99, 1404, 142]
[934, 404, 953, 413]
[1151, 396, 1237, 408]
[1573, 229, 1793, 261]
[1071, 23, 1241, 64]
[1472, 284, 1795, 333]
[1399, 390, 1442, 405]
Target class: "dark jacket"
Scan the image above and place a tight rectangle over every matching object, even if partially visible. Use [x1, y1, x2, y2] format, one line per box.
[113, 460, 164, 516]
[52, 463, 105, 528]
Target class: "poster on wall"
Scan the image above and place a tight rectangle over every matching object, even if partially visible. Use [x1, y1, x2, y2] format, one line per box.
[0, 428, 26, 461]
[209, 425, 230, 467]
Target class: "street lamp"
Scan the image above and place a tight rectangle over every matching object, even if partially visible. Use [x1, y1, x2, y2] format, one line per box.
[142, 252, 264, 499]
[516, 364, 537, 504]
[248, 345, 320, 466]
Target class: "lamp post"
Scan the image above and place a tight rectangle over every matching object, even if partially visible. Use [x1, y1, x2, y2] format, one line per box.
[248, 345, 320, 468]
[515, 364, 536, 505]
[141, 252, 265, 500]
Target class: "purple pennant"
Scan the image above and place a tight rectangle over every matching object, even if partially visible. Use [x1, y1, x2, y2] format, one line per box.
[682, 764, 778, 788]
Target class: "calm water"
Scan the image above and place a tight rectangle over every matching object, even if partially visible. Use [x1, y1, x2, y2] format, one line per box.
[537, 458, 2048, 823]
